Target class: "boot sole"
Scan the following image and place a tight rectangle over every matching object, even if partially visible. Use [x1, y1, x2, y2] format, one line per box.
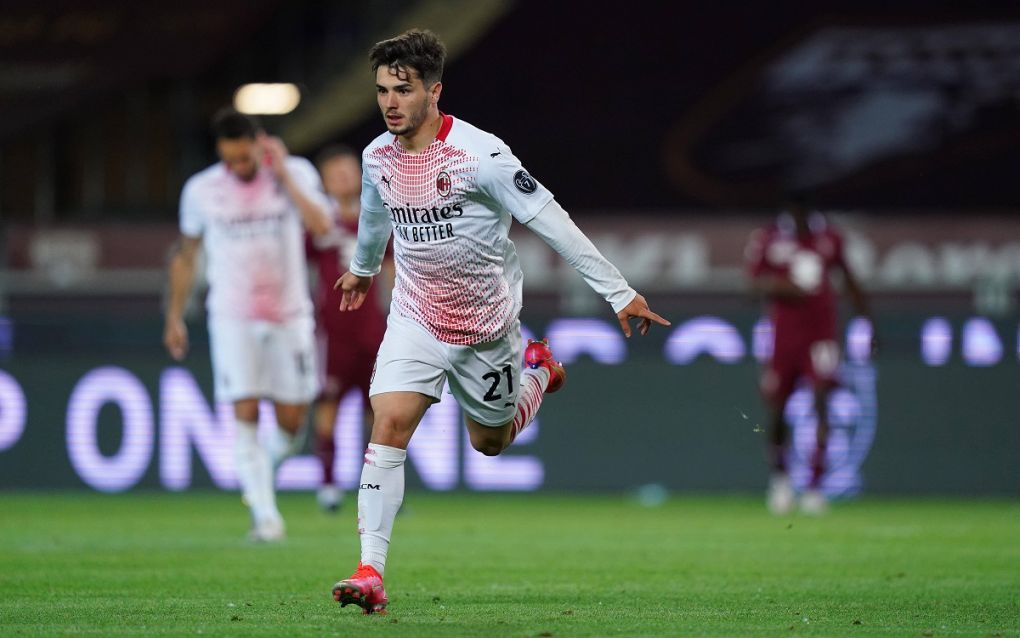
[332, 582, 388, 615]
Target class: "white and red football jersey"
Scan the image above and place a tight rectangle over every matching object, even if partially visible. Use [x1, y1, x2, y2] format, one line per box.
[351, 114, 554, 345]
[179, 157, 328, 322]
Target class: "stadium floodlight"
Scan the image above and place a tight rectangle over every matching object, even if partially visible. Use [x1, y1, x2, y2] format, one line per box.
[233, 83, 301, 115]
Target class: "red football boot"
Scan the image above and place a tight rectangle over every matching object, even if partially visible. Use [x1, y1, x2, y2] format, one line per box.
[524, 338, 567, 393]
[332, 562, 388, 614]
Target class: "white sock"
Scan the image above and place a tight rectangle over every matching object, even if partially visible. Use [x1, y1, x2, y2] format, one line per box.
[358, 443, 406, 576]
[267, 425, 304, 471]
[509, 367, 550, 444]
[234, 419, 281, 525]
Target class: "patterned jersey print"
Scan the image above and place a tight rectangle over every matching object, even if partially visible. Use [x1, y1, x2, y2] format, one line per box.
[179, 157, 327, 322]
[356, 114, 553, 345]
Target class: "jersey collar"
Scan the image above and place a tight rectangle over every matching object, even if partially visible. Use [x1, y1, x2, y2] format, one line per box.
[390, 112, 454, 151]
[436, 111, 454, 142]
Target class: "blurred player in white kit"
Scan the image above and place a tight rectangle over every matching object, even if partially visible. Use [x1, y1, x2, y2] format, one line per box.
[164, 107, 331, 541]
[330, 29, 669, 614]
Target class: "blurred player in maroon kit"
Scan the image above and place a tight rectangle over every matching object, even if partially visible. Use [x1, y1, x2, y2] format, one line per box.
[308, 145, 393, 512]
[746, 194, 873, 515]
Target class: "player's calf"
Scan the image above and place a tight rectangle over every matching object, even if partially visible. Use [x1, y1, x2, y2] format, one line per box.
[499, 339, 567, 449]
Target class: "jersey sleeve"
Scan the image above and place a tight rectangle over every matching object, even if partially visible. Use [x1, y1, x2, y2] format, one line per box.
[475, 141, 554, 224]
[349, 156, 392, 277]
[178, 178, 205, 238]
[525, 200, 636, 313]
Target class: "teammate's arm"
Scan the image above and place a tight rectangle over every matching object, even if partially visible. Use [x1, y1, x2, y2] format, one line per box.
[840, 262, 870, 316]
[525, 200, 670, 337]
[164, 235, 202, 361]
[838, 259, 878, 353]
[259, 133, 332, 236]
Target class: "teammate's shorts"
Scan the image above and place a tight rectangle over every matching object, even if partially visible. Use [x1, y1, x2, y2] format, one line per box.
[370, 311, 522, 427]
[208, 315, 319, 404]
[761, 337, 840, 402]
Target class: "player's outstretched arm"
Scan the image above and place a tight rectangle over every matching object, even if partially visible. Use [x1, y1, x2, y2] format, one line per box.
[334, 271, 374, 312]
[524, 200, 670, 336]
[616, 292, 670, 338]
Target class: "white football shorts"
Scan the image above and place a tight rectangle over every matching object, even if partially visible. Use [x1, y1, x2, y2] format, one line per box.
[208, 315, 319, 404]
[370, 311, 522, 426]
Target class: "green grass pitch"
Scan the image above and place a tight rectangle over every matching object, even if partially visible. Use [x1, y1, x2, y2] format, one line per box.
[1, 492, 1018, 637]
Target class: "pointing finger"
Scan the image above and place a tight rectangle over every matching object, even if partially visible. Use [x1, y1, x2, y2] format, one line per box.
[641, 309, 671, 327]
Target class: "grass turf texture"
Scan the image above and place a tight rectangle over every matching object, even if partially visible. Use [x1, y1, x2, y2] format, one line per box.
[1, 493, 1017, 637]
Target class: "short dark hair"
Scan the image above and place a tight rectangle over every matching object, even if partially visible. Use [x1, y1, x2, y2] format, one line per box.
[211, 107, 260, 140]
[369, 29, 446, 86]
[315, 143, 358, 171]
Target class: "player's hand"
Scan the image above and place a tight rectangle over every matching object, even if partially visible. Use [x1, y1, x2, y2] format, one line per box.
[257, 132, 289, 178]
[164, 317, 189, 361]
[335, 271, 374, 311]
[616, 293, 670, 338]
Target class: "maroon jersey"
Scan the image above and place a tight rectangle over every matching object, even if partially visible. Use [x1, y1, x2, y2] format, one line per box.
[308, 215, 388, 336]
[746, 213, 845, 342]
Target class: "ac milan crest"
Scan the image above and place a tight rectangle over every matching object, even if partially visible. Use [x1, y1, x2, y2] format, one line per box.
[436, 171, 452, 197]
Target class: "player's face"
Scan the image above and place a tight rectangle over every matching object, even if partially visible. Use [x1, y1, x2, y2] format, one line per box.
[217, 137, 260, 182]
[321, 155, 361, 200]
[376, 65, 439, 137]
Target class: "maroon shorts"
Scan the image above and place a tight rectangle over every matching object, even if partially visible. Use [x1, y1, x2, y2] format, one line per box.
[761, 336, 840, 403]
[317, 323, 384, 404]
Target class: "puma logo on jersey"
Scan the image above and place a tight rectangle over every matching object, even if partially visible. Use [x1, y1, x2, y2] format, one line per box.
[380, 175, 391, 188]
[490, 151, 501, 157]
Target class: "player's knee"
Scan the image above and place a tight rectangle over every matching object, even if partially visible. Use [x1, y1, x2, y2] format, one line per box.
[468, 431, 507, 457]
[234, 400, 259, 423]
[471, 439, 504, 457]
[275, 408, 307, 433]
[370, 413, 416, 448]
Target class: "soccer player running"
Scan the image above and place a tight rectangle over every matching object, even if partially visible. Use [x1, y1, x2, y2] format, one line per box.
[164, 108, 332, 541]
[308, 145, 392, 513]
[330, 29, 669, 614]
[746, 193, 874, 515]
